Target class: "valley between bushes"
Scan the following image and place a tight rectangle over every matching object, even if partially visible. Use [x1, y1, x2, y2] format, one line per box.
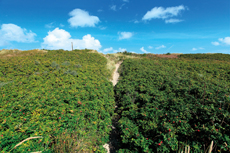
[0, 49, 230, 153]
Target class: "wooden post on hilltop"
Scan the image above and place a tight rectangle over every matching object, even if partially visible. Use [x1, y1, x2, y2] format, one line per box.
[71, 42, 73, 51]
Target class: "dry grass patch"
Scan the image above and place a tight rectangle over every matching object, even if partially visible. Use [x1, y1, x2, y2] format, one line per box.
[0, 49, 48, 59]
[50, 129, 100, 153]
[106, 57, 116, 81]
[88, 50, 99, 54]
[0, 49, 22, 54]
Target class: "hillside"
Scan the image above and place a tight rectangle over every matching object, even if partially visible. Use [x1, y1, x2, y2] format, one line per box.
[0, 49, 230, 153]
[0, 49, 115, 152]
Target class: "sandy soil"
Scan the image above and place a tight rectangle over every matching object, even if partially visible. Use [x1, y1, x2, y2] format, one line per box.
[112, 61, 122, 86]
[103, 61, 122, 153]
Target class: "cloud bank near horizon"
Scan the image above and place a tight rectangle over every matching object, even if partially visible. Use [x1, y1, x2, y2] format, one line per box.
[41, 28, 101, 50]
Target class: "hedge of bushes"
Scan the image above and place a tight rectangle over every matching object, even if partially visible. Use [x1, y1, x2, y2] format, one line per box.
[115, 58, 230, 152]
[0, 50, 115, 152]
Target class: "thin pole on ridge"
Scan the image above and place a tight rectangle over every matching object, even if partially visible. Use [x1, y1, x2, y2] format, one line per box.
[71, 42, 73, 51]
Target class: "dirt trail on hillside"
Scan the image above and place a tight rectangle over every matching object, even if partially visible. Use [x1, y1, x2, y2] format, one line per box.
[103, 61, 122, 153]
[112, 61, 122, 86]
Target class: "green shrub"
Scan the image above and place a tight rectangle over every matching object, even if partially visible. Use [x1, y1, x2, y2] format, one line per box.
[70, 70, 78, 76]
[115, 58, 230, 152]
[74, 64, 82, 68]
[61, 61, 70, 66]
[63, 69, 78, 76]
[179, 53, 230, 61]
[35, 60, 40, 65]
[51, 61, 59, 69]
[0, 50, 115, 152]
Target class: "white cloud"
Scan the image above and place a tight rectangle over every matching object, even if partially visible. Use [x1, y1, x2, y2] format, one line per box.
[118, 32, 133, 40]
[101, 47, 126, 53]
[123, 0, 129, 2]
[110, 5, 116, 11]
[134, 20, 139, 23]
[212, 41, 220, 46]
[148, 46, 153, 49]
[140, 47, 149, 53]
[41, 28, 101, 51]
[212, 37, 230, 46]
[219, 37, 230, 45]
[97, 9, 103, 12]
[165, 18, 183, 24]
[192, 47, 205, 51]
[0, 23, 36, 46]
[192, 48, 197, 51]
[103, 47, 113, 52]
[142, 5, 186, 22]
[114, 48, 126, 53]
[155, 45, 166, 49]
[68, 9, 100, 28]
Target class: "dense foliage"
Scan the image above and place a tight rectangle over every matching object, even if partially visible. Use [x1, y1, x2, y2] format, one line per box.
[115, 58, 230, 152]
[179, 53, 230, 61]
[0, 50, 115, 152]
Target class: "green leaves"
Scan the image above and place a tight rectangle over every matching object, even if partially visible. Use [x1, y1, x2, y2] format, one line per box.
[0, 50, 115, 152]
[116, 58, 230, 152]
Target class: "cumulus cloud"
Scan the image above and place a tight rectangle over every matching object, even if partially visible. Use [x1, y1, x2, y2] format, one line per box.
[155, 45, 166, 49]
[212, 37, 230, 46]
[142, 5, 187, 23]
[165, 19, 183, 23]
[148, 46, 153, 49]
[219, 37, 230, 45]
[110, 5, 116, 11]
[140, 47, 149, 53]
[41, 28, 101, 50]
[118, 32, 133, 40]
[0, 23, 36, 46]
[68, 9, 100, 28]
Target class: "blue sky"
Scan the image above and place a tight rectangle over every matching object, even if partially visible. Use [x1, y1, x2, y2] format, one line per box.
[0, 0, 230, 54]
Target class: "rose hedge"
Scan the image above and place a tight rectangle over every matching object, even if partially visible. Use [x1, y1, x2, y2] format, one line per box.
[115, 58, 230, 153]
[0, 50, 115, 152]
[179, 53, 230, 62]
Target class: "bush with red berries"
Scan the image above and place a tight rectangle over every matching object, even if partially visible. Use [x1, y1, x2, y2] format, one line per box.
[115, 58, 230, 152]
[0, 50, 115, 152]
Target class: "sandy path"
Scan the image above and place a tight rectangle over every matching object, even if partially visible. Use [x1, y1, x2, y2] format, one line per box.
[112, 61, 122, 86]
[103, 61, 122, 153]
